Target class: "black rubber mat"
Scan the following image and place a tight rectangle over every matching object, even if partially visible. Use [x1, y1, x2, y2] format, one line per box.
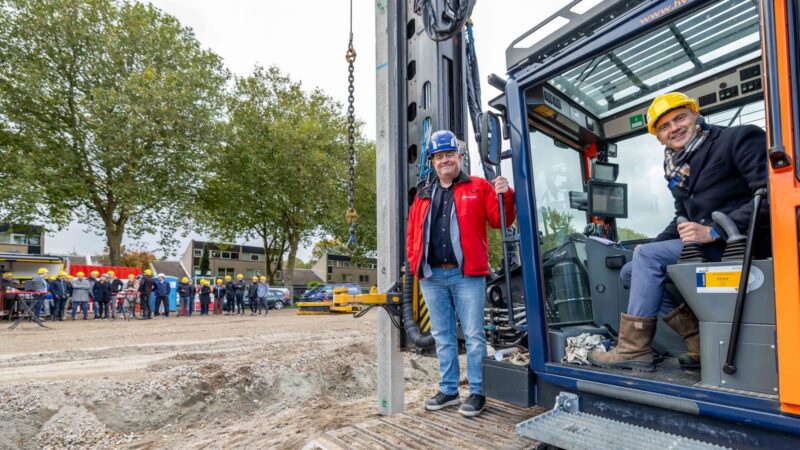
[558, 357, 701, 386]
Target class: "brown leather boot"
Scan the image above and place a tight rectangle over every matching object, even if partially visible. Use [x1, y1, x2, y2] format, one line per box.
[664, 303, 701, 370]
[588, 313, 657, 372]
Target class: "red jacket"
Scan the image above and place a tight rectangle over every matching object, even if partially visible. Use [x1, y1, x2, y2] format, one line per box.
[407, 172, 516, 277]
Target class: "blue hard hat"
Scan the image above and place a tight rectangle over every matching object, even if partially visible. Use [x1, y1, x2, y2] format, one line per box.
[427, 130, 459, 158]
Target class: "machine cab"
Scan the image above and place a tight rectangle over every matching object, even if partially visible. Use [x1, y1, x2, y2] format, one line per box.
[486, 0, 800, 443]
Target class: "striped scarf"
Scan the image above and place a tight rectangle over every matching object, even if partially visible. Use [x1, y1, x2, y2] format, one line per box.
[663, 117, 710, 191]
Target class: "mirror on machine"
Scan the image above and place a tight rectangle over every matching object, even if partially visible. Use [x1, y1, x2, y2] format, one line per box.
[478, 111, 503, 167]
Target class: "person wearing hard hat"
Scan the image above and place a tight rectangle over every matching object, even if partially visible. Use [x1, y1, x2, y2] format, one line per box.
[224, 275, 235, 315]
[407, 129, 516, 417]
[246, 276, 259, 315]
[138, 269, 155, 319]
[198, 279, 212, 315]
[256, 275, 270, 316]
[153, 273, 171, 317]
[92, 273, 112, 319]
[87, 270, 100, 319]
[233, 273, 246, 315]
[107, 271, 123, 320]
[31, 268, 50, 318]
[212, 279, 226, 315]
[70, 272, 91, 320]
[50, 271, 70, 321]
[589, 92, 769, 373]
[177, 276, 195, 317]
[1, 272, 18, 316]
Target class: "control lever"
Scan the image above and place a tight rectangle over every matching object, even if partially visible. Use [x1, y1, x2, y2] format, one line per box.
[711, 211, 746, 260]
[676, 216, 706, 262]
[723, 188, 767, 375]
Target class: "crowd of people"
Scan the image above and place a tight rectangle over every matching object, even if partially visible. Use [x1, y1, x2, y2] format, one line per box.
[1, 268, 275, 321]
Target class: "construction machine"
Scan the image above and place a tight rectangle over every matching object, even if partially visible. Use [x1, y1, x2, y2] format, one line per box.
[325, 0, 800, 447]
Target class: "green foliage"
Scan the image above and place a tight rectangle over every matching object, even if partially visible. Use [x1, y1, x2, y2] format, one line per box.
[307, 281, 320, 288]
[0, 0, 229, 264]
[617, 227, 648, 241]
[198, 244, 210, 276]
[539, 207, 576, 252]
[195, 66, 351, 287]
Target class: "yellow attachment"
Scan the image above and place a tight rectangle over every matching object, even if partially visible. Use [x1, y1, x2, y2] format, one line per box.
[2, 272, 12, 277]
[646, 92, 699, 134]
[37, 268, 48, 274]
[332, 286, 396, 306]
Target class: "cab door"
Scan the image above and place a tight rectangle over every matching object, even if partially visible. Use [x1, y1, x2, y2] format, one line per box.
[761, 0, 800, 416]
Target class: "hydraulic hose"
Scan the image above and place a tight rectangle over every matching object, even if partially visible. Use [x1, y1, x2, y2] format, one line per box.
[402, 262, 436, 349]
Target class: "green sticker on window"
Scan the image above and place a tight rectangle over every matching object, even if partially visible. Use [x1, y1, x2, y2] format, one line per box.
[629, 114, 645, 129]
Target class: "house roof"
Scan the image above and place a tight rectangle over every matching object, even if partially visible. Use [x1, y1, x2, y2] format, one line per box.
[151, 260, 189, 279]
[287, 269, 323, 286]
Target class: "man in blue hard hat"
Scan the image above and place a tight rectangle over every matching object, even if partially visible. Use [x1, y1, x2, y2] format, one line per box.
[407, 129, 516, 417]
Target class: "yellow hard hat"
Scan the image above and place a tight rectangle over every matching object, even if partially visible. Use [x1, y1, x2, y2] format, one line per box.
[76, 271, 85, 277]
[225, 275, 232, 281]
[252, 276, 258, 281]
[216, 279, 223, 284]
[58, 271, 67, 277]
[107, 270, 115, 276]
[90, 270, 99, 276]
[48, 275, 56, 280]
[37, 268, 48, 274]
[144, 269, 152, 276]
[259, 276, 267, 281]
[182, 276, 189, 283]
[236, 273, 243, 279]
[128, 274, 135, 279]
[646, 92, 699, 135]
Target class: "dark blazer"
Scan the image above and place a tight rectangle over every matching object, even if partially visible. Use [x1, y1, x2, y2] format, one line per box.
[92, 281, 112, 302]
[49, 279, 70, 299]
[655, 124, 770, 258]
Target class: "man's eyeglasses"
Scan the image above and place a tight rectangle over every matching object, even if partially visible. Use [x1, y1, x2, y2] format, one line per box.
[431, 152, 459, 162]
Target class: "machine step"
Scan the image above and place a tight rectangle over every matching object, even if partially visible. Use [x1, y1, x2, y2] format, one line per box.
[516, 393, 730, 450]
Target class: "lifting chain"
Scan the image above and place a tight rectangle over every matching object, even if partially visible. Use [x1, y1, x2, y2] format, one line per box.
[345, 0, 358, 254]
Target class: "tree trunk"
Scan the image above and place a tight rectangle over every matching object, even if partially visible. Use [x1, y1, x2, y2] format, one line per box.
[105, 222, 125, 266]
[285, 236, 299, 297]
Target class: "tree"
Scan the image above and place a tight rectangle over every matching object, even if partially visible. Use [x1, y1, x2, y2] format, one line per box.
[311, 239, 347, 262]
[617, 227, 648, 241]
[540, 207, 576, 252]
[120, 250, 155, 272]
[198, 244, 210, 277]
[0, 0, 228, 264]
[196, 66, 350, 287]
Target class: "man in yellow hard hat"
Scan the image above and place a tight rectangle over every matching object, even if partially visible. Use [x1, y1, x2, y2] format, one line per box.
[589, 92, 769, 373]
[224, 275, 235, 315]
[232, 273, 246, 315]
[2, 271, 18, 316]
[32, 268, 50, 317]
[50, 271, 70, 321]
[213, 278, 226, 315]
[177, 276, 195, 317]
[138, 269, 156, 319]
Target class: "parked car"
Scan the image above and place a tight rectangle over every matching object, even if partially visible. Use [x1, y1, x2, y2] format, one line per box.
[270, 287, 291, 305]
[266, 289, 289, 310]
[299, 283, 361, 302]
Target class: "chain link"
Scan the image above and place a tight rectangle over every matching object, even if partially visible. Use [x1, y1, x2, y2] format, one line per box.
[345, 30, 358, 254]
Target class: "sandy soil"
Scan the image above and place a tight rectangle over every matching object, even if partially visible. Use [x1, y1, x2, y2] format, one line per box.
[0, 310, 442, 449]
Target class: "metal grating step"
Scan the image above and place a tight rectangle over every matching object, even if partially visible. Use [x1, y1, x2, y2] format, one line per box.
[516, 393, 731, 450]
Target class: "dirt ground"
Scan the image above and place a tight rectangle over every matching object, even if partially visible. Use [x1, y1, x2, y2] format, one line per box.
[0, 310, 444, 449]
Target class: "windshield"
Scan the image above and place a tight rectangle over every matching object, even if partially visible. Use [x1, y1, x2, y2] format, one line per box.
[546, 0, 760, 118]
[529, 131, 586, 252]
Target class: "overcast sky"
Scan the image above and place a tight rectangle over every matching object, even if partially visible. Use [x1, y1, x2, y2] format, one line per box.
[46, 0, 574, 261]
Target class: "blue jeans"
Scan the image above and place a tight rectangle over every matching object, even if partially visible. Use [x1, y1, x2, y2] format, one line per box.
[71, 301, 89, 319]
[180, 296, 193, 316]
[419, 267, 487, 396]
[620, 239, 683, 317]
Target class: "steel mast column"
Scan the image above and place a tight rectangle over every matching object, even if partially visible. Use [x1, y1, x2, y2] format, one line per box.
[375, 0, 405, 416]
